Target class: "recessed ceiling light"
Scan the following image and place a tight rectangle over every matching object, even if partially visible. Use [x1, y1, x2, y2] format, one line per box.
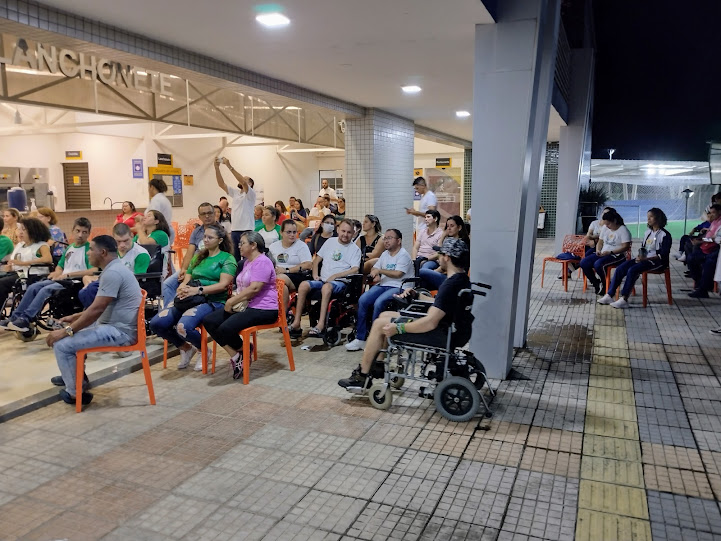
[256, 12, 290, 28]
[456, 110, 471, 118]
[401, 85, 422, 94]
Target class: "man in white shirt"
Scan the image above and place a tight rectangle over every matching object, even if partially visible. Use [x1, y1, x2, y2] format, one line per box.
[346, 229, 414, 351]
[318, 178, 338, 203]
[406, 177, 438, 232]
[300, 196, 332, 241]
[214, 157, 256, 259]
[289, 219, 361, 338]
[147, 178, 174, 244]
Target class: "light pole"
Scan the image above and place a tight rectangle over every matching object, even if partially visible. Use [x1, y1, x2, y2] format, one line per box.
[683, 188, 694, 235]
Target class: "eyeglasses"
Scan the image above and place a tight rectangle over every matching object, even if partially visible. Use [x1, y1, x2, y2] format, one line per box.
[203, 236, 219, 242]
[383, 236, 398, 241]
[198, 211, 214, 216]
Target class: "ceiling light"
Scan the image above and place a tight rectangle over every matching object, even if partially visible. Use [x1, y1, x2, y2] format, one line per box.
[256, 12, 290, 27]
[401, 85, 422, 94]
[456, 110, 471, 118]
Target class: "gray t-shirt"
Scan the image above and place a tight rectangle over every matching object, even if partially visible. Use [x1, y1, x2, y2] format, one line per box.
[96, 258, 142, 341]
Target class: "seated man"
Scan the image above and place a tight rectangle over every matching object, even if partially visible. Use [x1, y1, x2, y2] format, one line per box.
[688, 203, 721, 298]
[162, 202, 221, 305]
[346, 228, 414, 351]
[79, 223, 150, 308]
[1, 217, 96, 332]
[339, 238, 472, 391]
[46, 235, 142, 406]
[289, 219, 361, 338]
[299, 196, 332, 241]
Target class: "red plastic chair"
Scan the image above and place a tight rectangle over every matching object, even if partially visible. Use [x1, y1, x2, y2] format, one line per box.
[74, 290, 155, 413]
[641, 268, 673, 308]
[541, 235, 586, 292]
[238, 278, 295, 384]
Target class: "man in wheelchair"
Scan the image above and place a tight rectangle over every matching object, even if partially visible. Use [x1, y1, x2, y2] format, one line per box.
[289, 219, 361, 338]
[338, 237, 471, 391]
[1, 217, 96, 333]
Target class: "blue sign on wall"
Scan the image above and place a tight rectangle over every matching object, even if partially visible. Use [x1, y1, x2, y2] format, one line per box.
[132, 159, 144, 179]
[172, 175, 182, 194]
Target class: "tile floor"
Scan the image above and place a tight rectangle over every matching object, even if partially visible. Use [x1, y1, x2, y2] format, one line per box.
[1, 238, 721, 540]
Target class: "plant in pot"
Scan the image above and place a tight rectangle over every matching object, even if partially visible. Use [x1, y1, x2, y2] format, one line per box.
[578, 184, 608, 233]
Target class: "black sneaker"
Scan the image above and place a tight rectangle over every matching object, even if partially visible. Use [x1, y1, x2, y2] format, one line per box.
[51, 373, 90, 389]
[689, 289, 709, 299]
[592, 281, 602, 295]
[288, 327, 302, 339]
[58, 389, 93, 405]
[338, 367, 370, 390]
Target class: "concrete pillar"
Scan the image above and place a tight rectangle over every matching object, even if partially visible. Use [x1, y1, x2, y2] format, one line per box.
[463, 148, 473, 217]
[344, 109, 415, 243]
[469, 0, 561, 379]
[556, 49, 595, 254]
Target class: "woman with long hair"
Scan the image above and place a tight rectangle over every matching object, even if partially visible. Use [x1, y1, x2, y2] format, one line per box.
[356, 214, 383, 273]
[274, 201, 289, 224]
[2, 208, 21, 245]
[420, 215, 470, 279]
[115, 201, 143, 228]
[309, 214, 338, 255]
[36, 207, 67, 259]
[255, 206, 282, 247]
[579, 209, 632, 296]
[203, 231, 279, 380]
[269, 219, 313, 309]
[150, 223, 236, 371]
[133, 210, 171, 247]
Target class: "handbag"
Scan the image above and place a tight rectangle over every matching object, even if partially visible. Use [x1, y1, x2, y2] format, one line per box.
[173, 279, 208, 313]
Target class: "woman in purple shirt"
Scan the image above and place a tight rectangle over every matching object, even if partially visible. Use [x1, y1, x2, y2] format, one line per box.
[203, 231, 278, 379]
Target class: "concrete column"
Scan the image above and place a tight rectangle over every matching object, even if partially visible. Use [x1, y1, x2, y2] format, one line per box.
[469, 0, 561, 379]
[344, 110, 415, 243]
[556, 49, 595, 254]
[463, 148, 473, 217]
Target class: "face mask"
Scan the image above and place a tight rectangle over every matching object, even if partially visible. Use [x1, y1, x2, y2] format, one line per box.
[322, 223, 335, 233]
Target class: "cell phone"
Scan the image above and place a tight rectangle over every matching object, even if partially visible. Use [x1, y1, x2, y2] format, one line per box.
[215, 157, 223, 164]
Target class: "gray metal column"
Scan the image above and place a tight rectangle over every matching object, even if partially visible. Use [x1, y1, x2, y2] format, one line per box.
[469, 0, 561, 379]
[556, 49, 595, 254]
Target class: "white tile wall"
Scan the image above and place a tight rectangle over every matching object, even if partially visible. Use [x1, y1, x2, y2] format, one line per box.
[345, 110, 415, 243]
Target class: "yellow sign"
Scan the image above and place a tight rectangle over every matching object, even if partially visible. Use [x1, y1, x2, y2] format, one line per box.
[66, 151, 82, 160]
[148, 166, 182, 178]
[414, 168, 423, 178]
[435, 157, 452, 169]
[183, 175, 194, 186]
[72, 175, 80, 185]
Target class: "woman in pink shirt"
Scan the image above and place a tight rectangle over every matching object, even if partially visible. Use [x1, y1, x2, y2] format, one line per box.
[203, 231, 278, 379]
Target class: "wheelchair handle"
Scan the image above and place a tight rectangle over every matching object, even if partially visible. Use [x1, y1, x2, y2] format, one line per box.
[472, 281, 492, 290]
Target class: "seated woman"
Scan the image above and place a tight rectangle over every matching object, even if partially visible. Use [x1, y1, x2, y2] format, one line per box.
[36, 207, 67, 261]
[133, 210, 171, 248]
[274, 201, 289, 224]
[115, 201, 143, 228]
[309, 214, 338, 255]
[290, 198, 308, 230]
[269, 220, 313, 309]
[418, 215, 470, 290]
[2, 208, 20, 245]
[599, 208, 671, 309]
[150, 224, 236, 371]
[412, 210, 443, 270]
[203, 231, 279, 380]
[356, 214, 383, 273]
[584, 206, 614, 256]
[579, 209, 631, 296]
[255, 206, 282, 247]
[334, 197, 347, 222]
[0, 217, 53, 309]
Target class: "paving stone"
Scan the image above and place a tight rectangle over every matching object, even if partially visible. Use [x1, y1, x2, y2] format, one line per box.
[464, 438, 525, 467]
[433, 482, 510, 529]
[642, 442, 705, 471]
[695, 430, 721, 452]
[182, 507, 276, 541]
[647, 490, 721, 536]
[520, 447, 581, 478]
[227, 477, 309, 519]
[409, 429, 471, 457]
[261, 454, 335, 488]
[644, 464, 715, 499]
[371, 473, 447, 514]
[448, 460, 517, 495]
[420, 517, 498, 541]
[582, 434, 642, 462]
[635, 391, 686, 411]
[129, 494, 220, 538]
[347, 503, 429, 540]
[286, 490, 366, 534]
[578, 480, 649, 519]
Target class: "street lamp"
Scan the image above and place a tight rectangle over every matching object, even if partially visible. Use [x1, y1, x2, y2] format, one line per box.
[683, 188, 694, 234]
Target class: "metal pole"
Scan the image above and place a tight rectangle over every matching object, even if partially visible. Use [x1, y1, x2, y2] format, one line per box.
[684, 196, 689, 235]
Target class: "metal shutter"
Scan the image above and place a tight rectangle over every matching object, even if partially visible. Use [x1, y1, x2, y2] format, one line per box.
[62, 163, 91, 210]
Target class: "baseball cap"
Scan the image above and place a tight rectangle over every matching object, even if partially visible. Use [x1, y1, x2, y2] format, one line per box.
[433, 238, 470, 258]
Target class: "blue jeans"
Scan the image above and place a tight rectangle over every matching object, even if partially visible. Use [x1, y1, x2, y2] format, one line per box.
[54, 324, 132, 397]
[79, 281, 100, 308]
[579, 253, 624, 286]
[149, 301, 223, 349]
[688, 248, 719, 291]
[419, 268, 446, 290]
[308, 280, 347, 294]
[608, 259, 663, 298]
[13, 279, 64, 320]
[421, 260, 439, 271]
[162, 272, 181, 306]
[356, 285, 400, 340]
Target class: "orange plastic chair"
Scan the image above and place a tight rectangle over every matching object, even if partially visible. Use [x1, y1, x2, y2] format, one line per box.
[641, 268, 673, 308]
[541, 235, 586, 292]
[238, 278, 295, 384]
[582, 246, 632, 293]
[73, 290, 155, 413]
[89, 227, 109, 240]
[162, 327, 218, 374]
[172, 224, 194, 266]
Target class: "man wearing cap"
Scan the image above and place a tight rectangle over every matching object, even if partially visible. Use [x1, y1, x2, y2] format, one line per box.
[338, 238, 471, 391]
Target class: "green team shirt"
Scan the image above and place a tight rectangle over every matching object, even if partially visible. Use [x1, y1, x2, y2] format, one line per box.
[133, 230, 169, 247]
[187, 251, 238, 302]
[133, 253, 151, 273]
[58, 242, 91, 273]
[0, 235, 13, 261]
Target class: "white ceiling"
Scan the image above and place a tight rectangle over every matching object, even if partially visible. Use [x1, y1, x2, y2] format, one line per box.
[15, 1, 565, 142]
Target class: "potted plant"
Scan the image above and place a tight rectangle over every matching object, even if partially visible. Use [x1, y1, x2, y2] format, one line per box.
[578, 184, 607, 233]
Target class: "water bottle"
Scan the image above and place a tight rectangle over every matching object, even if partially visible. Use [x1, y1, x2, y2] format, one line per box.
[638, 247, 648, 260]
[30, 198, 37, 212]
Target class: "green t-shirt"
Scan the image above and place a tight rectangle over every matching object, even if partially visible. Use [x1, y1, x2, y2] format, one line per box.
[187, 251, 238, 302]
[0, 235, 13, 261]
[133, 230, 169, 247]
[58, 242, 91, 273]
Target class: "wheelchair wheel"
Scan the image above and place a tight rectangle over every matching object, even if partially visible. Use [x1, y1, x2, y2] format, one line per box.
[435, 376, 480, 422]
[323, 327, 343, 347]
[368, 383, 392, 410]
[15, 325, 38, 342]
[389, 375, 405, 390]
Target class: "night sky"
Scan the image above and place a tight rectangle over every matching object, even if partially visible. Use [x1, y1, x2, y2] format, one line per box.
[591, 1, 721, 162]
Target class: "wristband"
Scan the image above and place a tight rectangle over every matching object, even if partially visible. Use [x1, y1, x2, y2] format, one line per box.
[396, 323, 404, 335]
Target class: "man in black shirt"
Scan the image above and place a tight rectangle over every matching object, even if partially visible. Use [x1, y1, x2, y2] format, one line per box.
[339, 238, 472, 391]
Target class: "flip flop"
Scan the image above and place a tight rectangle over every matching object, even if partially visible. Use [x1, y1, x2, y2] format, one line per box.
[288, 327, 303, 338]
[308, 327, 325, 337]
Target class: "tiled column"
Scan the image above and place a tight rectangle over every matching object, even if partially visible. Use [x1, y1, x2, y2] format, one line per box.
[538, 143, 560, 239]
[469, 0, 561, 379]
[463, 148, 473, 217]
[344, 110, 415, 242]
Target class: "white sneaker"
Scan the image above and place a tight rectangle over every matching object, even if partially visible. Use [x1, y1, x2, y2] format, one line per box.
[177, 346, 198, 369]
[194, 347, 212, 372]
[345, 338, 366, 351]
[597, 294, 613, 305]
[674, 251, 682, 260]
[678, 253, 686, 263]
[610, 298, 629, 309]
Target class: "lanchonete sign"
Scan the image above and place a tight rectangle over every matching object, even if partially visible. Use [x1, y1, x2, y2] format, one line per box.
[0, 37, 178, 96]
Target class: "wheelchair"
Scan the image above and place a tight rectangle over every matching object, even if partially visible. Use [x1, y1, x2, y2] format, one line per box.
[134, 244, 166, 336]
[351, 281, 495, 422]
[0, 264, 58, 341]
[288, 273, 366, 347]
